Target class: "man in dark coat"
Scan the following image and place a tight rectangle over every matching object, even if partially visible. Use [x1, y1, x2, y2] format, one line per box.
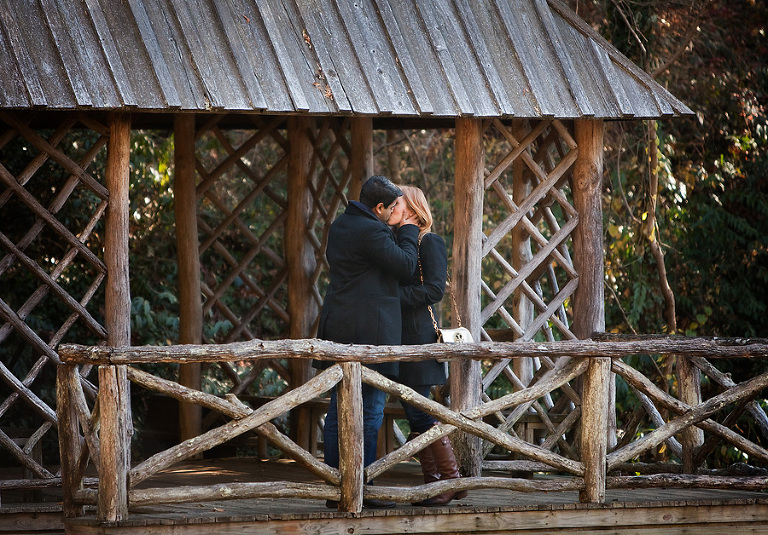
[316, 175, 418, 508]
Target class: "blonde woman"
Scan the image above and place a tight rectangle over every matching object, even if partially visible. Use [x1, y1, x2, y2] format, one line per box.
[390, 185, 467, 506]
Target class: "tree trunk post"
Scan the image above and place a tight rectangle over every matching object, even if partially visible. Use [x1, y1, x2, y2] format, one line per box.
[100, 112, 132, 521]
[338, 362, 364, 513]
[679, 356, 704, 472]
[572, 118, 609, 503]
[287, 116, 318, 449]
[57, 364, 84, 517]
[580, 355, 611, 502]
[450, 117, 484, 477]
[349, 118, 373, 201]
[572, 118, 606, 341]
[174, 113, 203, 444]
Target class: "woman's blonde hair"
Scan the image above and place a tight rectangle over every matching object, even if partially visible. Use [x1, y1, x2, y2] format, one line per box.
[399, 185, 433, 239]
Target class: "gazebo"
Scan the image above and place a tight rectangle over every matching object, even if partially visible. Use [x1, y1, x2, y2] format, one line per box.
[0, 0, 719, 529]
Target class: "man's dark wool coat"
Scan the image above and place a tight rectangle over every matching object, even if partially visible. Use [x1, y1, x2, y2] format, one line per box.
[315, 201, 419, 377]
[399, 232, 448, 387]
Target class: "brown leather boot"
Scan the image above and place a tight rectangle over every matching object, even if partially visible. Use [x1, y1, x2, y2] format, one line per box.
[416, 436, 467, 506]
[411, 433, 440, 484]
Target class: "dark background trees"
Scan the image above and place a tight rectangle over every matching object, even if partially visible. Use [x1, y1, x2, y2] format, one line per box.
[569, 0, 768, 338]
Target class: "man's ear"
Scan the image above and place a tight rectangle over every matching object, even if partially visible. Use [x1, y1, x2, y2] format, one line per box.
[372, 202, 385, 216]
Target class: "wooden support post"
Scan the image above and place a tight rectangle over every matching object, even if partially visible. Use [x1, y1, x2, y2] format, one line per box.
[100, 112, 132, 521]
[57, 364, 83, 517]
[572, 119, 606, 340]
[338, 362, 364, 513]
[174, 113, 203, 444]
[451, 117, 484, 477]
[287, 116, 318, 449]
[580, 356, 611, 502]
[679, 356, 704, 472]
[348, 118, 373, 201]
[573, 118, 609, 503]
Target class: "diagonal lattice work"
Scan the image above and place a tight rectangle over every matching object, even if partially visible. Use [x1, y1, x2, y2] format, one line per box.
[180, 116, 353, 437]
[610, 355, 768, 469]
[480, 118, 580, 461]
[481, 118, 578, 343]
[0, 111, 107, 480]
[194, 115, 292, 402]
[305, 118, 353, 336]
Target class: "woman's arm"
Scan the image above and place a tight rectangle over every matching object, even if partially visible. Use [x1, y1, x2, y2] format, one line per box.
[400, 233, 447, 308]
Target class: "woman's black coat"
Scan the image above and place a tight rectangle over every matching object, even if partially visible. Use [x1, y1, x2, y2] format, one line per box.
[315, 201, 419, 377]
[399, 232, 448, 387]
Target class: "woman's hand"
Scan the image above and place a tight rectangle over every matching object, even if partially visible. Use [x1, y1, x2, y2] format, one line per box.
[400, 209, 418, 227]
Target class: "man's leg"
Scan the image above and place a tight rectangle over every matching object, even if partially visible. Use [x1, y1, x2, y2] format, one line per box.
[361, 382, 387, 468]
[325, 383, 394, 509]
[360, 383, 395, 508]
[324, 383, 387, 469]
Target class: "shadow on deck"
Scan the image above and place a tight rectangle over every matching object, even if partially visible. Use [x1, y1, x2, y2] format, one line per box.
[5, 458, 768, 534]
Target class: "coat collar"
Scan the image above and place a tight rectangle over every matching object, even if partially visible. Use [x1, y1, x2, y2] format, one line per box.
[346, 200, 379, 220]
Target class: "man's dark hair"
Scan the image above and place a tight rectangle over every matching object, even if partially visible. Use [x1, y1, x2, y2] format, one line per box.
[359, 175, 402, 209]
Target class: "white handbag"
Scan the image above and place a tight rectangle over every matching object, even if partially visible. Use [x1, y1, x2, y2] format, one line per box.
[437, 326, 474, 344]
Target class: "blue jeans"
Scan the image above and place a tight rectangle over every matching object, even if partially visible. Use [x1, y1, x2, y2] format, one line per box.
[400, 384, 438, 434]
[323, 382, 387, 471]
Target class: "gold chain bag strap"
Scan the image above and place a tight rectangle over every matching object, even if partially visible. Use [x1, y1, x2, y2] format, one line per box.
[418, 235, 474, 345]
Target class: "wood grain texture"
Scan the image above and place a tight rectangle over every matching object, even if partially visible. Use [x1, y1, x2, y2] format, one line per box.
[59, 337, 768, 365]
[99, 112, 132, 521]
[337, 362, 364, 512]
[174, 113, 203, 444]
[451, 117, 485, 476]
[0, 0, 694, 117]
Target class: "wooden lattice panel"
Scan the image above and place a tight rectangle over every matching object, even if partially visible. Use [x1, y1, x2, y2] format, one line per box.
[482, 118, 578, 343]
[306, 118, 353, 335]
[480, 118, 580, 459]
[196, 115, 290, 344]
[610, 353, 768, 469]
[0, 111, 107, 478]
[194, 115, 292, 402]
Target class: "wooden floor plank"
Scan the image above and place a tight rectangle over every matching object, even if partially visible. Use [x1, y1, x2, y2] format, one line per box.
[5, 458, 768, 534]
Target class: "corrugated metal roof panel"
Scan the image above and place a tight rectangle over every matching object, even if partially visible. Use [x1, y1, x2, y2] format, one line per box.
[0, 0, 693, 118]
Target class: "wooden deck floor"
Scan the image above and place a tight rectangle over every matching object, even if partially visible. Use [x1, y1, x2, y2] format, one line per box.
[4, 458, 768, 534]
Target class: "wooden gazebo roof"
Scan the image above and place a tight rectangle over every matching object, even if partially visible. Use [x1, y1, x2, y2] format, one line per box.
[0, 0, 692, 119]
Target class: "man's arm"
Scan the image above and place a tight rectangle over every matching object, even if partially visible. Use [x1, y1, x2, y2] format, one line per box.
[366, 223, 419, 279]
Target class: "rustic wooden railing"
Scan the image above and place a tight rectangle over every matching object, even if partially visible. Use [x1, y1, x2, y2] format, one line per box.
[57, 336, 768, 520]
